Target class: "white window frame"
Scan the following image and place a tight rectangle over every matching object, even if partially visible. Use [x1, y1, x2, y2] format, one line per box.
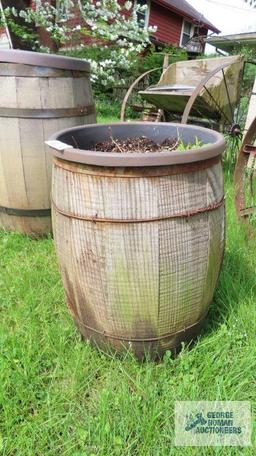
[180, 20, 195, 48]
[135, 0, 151, 29]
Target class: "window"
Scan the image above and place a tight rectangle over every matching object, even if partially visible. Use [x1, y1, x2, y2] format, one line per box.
[136, 0, 150, 28]
[181, 21, 193, 47]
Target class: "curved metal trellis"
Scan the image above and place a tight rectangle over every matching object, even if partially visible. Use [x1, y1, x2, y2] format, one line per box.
[120, 67, 162, 122]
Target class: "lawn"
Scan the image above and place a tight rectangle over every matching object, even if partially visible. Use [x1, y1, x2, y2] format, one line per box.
[0, 118, 255, 455]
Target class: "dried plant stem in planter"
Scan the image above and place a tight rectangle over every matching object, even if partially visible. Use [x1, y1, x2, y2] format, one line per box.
[92, 134, 205, 154]
[92, 136, 181, 153]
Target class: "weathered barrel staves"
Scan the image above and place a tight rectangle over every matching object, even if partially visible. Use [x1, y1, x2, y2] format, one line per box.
[0, 50, 96, 235]
[48, 123, 226, 359]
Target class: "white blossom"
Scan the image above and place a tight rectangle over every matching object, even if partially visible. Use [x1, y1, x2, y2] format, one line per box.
[4, 0, 156, 88]
[124, 1, 133, 10]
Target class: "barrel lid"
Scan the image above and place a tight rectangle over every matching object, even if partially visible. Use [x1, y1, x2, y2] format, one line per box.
[0, 49, 90, 72]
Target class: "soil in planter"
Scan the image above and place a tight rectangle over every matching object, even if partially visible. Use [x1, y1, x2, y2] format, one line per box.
[92, 136, 180, 153]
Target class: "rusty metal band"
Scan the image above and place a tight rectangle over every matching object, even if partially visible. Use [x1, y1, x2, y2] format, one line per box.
[70, 308, 208, 342]
[53, 155, 220, 178]
[52, 196, 224, 224]
[0, 105, 95, 119]
[0, 206, 51, 217]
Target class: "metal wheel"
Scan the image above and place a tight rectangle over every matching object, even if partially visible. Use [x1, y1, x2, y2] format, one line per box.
[120, 67, 162, 122]
[234, 115, 256, 221]
[181, 60, 256, 142]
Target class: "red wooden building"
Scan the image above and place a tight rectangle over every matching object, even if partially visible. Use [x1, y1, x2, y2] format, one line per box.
[1, 0, 220, 54]
[146, 0, 220, 53]
[65, 0, 220, 54]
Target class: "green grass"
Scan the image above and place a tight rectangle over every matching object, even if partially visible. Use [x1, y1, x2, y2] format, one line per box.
[96, 97, 121, 124]
[0, 158, 256, 453]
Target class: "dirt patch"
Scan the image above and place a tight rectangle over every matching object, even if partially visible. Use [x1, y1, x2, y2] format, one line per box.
[92, 136, 180, 153]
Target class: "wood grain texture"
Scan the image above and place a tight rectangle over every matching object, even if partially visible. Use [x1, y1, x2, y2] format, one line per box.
[52, 158, 225, 359]
[0, 63, 96, 236]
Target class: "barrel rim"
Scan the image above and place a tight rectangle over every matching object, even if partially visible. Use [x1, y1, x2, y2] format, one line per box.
[48, 122, 226, 168]
[0, 49, 90, 72]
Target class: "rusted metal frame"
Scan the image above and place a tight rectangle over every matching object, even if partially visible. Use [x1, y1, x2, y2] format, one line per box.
[181, 61, 237, 125]
[170, 112, 219, 130]
[250, 169, 255, 207]
[222, 68, 234, 122]
[52, 196, 224, 224]
[0, 105, 95, 119]
[202, 86, 231, 125]
[244, 145, 256, 206]
[53, 155, 221, 178]
[191, 104, 219, 132]
[120, 68, 161, 121]
[0, 206, 51, 217]
[70, 307, 209, 342]
[243, 145, 256, 154]
[234, 115, 256, 218]
[240, 207, 256, 217]
[187, 102, 208, 125]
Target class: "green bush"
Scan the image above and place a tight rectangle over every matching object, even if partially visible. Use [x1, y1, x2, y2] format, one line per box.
[96, 94, 120, 120]
[62, 44, 187, 97]
[138, 45, 187, 73]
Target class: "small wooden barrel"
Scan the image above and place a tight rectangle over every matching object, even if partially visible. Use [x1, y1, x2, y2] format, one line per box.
[49, 123, 226, 359]
[0, 50, 96, 235]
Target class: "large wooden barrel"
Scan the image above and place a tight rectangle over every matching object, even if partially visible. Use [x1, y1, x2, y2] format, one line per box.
[0, 50, 96, 235]
[49, 123, 226, 359]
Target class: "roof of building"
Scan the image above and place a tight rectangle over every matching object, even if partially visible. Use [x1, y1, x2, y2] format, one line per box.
[207, 31, 256, 51]
[154, 0, 220, 33]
